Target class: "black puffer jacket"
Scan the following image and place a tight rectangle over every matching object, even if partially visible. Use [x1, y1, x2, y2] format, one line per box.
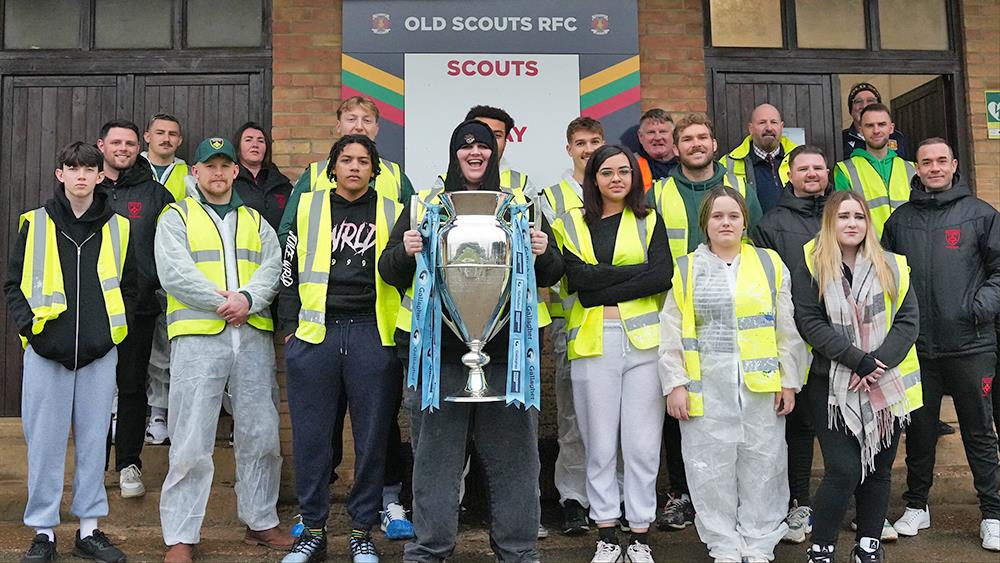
[4, 185, 138, 370]
[234, 163, 293, 232]
[750, 185, 830, 274]
[882, 175, 1000, 358]
[99, 157, 174, 315]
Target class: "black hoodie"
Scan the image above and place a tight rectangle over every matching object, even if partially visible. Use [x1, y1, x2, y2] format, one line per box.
[4, 186, 138, 370]
[750, 184, 831, 274]
[234, 163, 293, 232]
[99, 156, 174, 315]
[882, 174, 1000, 358]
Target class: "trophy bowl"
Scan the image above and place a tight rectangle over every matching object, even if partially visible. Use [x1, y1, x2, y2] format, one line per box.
[436, 191, 514, 402]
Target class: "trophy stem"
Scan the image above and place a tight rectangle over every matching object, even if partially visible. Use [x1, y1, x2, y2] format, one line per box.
[445, 340, 506, 402]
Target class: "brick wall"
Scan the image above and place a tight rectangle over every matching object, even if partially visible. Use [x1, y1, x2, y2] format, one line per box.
[637, 0, 707, 115]
[962, 0, 1000, 209]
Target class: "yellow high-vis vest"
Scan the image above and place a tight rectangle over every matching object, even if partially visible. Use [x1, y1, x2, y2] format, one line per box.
[395, 185, 551, 333]
[719, 135, 796, 189]
[310, 157, 403, 202]
[159, 162, 190, 202]
[542, 178, 585, 319]
[437, 168, 528, 193]
[295, 189, 402, 346]
[651, 174, 747, 260]
[802, 239, 923, 413]
[672, 244, 783, 417]
[553, 207, 663, 360]
[164, 198, 273, 339]
[835, 156, 916, 237]
[18, 208, 130, 348]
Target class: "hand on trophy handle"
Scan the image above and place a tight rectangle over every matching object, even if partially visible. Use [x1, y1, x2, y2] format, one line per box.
[529, 228, 547, 256]
[403, 229, 424, 256]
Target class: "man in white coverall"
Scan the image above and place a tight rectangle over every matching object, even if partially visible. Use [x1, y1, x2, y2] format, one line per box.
[154, 137, 291, 563]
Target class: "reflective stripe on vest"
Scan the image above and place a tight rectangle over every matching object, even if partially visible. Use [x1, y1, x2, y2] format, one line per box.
[310, 158, 403, 202]
[395, 185, 550, 332]
[556, 207, 662, 359]
[161, 163, 189, 201]
[18, 209, 130, 348]
[802, 239, 923, 413]
[652, 174, 746, 260]
[673, 244, 782, 417]
[837, 157, 915, 237]
[720, 135, 795, 190]
[542, 179, 584, 319]
[295, 188, 402, 345]
[164, 198, 273, 339]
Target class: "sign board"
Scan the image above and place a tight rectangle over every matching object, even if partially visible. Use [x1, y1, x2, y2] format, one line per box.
[987, 90, 1000, 140]
[343, 0, 640, 190]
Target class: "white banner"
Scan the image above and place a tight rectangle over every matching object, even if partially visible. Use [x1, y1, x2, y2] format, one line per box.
[404, 53, 580, 191]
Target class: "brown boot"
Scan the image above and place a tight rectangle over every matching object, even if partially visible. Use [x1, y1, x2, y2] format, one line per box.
[244, 526, 295, 549]
[164, 543, 195, 563]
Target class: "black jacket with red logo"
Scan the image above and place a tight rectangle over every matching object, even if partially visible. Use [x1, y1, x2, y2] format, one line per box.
[234, 163, 293, 233]
[882, 175, 1000, 359]
[99, 156, 175, 316]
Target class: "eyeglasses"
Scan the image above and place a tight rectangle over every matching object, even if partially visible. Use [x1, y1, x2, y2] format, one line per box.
[597, 167, 632, 179]
[852, 96, 878, 107]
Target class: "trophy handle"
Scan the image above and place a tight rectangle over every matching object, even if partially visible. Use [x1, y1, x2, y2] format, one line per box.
[409, 194, 421, 230]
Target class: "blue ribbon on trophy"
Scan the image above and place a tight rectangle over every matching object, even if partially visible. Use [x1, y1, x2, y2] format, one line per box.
[506, 202, 541, 411]
[407, 202, 443, 411]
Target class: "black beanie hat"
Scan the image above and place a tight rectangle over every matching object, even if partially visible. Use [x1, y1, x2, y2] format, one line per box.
[444, 119, 500, 192]
[847, 82, 882, 110]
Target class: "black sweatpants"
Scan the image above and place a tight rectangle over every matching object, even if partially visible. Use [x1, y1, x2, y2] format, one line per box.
[285, 317, 401, 529]
[329, 381, 407, 494]
[786, 382, 815, 506]
[903, 352, 1000, 519]
[663, 415, 688, 495]
[808, 374, 901, 545]
[108, 312, 158, 471]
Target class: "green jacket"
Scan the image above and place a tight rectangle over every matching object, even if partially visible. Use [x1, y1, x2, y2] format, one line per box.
[834, 148, 900, 191]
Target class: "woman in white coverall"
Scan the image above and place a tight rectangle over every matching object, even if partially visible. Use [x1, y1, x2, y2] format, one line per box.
[658, 186, 807, 563]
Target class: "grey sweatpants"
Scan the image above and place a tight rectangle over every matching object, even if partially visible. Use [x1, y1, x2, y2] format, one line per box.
[570, 321, 663, 529]
[21, 346, 118, 528]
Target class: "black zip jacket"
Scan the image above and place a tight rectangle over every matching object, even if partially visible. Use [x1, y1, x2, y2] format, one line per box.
[234, 163, 293, 232]
[278, 188, 379, 332]
[378, 189, 564, 361]
[4, 185, 138, 370]
[99, 156, 174, 316]
[750, 185, 831, 274]
[882, 175, 1000, 358]
[791, 258, 920, 381]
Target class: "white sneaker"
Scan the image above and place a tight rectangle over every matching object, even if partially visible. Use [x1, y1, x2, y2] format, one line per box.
[782, 501, 812, 544]
[981, 518, 1000, 551]
[591, 539, 623, 563]
[892, 506, 930, 537]
[144, 415, 169, 445]
[119, 464, 145, 498]
[537, 524, 549, 539]
[625, 541, 654, 563]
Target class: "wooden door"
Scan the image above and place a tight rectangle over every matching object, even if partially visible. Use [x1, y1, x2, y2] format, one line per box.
[711, 72, 841, 162]
[891, 75, 956, 153]
[0, 75, 127, 416]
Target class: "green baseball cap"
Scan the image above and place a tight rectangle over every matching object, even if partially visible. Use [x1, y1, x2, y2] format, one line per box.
[193, 136, 237, 163]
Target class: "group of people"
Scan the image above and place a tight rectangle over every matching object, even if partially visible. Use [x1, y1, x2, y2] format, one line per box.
[3, 82, 999, 563]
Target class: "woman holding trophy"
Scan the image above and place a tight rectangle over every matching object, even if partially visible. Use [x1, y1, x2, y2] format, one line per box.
[378, 119, 563, 563]
[551, 144, 672, 563]
[658, 187, 807, 563]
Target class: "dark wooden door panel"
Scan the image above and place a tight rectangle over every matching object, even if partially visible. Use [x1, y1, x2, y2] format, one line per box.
[892, 75, 955, 152]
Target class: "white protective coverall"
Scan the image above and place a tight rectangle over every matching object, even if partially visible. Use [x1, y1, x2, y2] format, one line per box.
[154, 196, 282, 546]
[658, 244, 807, 562]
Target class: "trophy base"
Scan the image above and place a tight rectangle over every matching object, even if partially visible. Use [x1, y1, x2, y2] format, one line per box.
[444, 389, 507, 403]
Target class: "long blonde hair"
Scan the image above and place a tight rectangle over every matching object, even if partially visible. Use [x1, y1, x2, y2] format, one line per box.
[811, 191, 897, 300]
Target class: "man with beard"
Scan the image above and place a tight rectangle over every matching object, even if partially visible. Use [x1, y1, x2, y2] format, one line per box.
[634, 109, 677, 192]
[834, 104, 916, 237]
[97, 119, 175, 500]
[750, 145, 832, 545]
[646, 112, 762, 533]
[720, 103, 799, 214]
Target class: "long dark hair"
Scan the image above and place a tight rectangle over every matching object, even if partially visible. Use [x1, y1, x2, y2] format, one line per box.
[582, 144, 649, 225]
[326, 134, 381, 182]
[233, 121, 273, 168]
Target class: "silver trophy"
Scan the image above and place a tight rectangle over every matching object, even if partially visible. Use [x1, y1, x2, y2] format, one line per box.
[417, 191, 514, 402]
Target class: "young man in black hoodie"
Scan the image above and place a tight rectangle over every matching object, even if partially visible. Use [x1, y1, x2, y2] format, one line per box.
[882, 138, 1000, 551]
[751, 144, 831, 545]
[97, 119, 175, 500]
[5, 142, 136, 563]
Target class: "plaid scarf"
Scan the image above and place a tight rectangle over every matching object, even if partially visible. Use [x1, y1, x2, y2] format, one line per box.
[823, 254, 910, 480]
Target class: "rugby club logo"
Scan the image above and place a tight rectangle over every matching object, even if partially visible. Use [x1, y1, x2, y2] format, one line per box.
[591, 14, 610, 35]
[372, 13, 391, 34]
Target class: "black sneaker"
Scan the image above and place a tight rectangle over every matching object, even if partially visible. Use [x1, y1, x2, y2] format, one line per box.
[937, 420, 956, 435]
[807, 544, 835, 563]
[348, 530, 379, 563]
[22, 534, 56, 563]
[561, 499, 590, 536]
[282, 530, 327, 563]
[852, 544, 885, 563]
[73, 530, 126, 563]
[656, 493, 695, 531]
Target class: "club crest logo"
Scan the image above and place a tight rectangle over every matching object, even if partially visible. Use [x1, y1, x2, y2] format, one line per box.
[945, 228, 961, 249]
[209, 138, 224, 150]
[983, 376, 993, 398]
[127, 201, 142, 218]
[591, 14, 610, 35]
[464, 133, 476, 145]
[372, 13, 391, 34]
[274, 193, 287, 209]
